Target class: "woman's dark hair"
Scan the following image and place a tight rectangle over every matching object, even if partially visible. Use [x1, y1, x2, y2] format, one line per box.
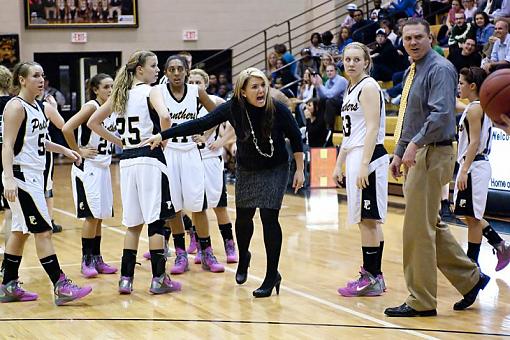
[474, 11, 490, 27]
[321, 31, 334, 45]
[459, 67, 487, 95]
[310, 32, 322, 45]
[164, 55, 190, 82]
[87, 73, 111, 100]
[380, 19, 394, 31]
[305, 97, 323, 118]
[337, 26, 351, 45]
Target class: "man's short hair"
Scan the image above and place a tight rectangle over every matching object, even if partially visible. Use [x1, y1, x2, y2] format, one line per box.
[402, 17, 431, 35]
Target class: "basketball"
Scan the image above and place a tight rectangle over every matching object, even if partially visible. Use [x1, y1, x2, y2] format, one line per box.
[479, 68, 510, 125]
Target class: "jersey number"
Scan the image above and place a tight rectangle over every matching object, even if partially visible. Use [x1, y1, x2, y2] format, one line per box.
[170, 123, 189, 143]
[116, 117, 141, 146]
[342, 115, 352, 137]
[37, 134, 45, 156]
[97, 138, 113, 155]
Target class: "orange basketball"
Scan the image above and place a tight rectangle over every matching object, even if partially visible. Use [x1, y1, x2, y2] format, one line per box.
[479, 68, 510, 125]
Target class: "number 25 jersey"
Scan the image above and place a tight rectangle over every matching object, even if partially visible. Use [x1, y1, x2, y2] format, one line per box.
[340, 77, 385, 150]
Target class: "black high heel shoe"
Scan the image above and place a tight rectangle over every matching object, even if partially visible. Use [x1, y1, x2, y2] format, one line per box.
[235, 251, 251, 284]
[253, 273, 282, 298]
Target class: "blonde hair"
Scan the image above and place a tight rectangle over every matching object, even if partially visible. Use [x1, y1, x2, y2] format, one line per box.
[11, 62, 42, 94]
[111, 50, 156, 115]
[319, 52, 335, 76]
[189, 68, 209, 88]
[0, 65, 12, 93]
[342, 42, 373, 75]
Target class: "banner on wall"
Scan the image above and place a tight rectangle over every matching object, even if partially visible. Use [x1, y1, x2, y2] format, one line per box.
[488, 128, 510, 192]
[0, 34, 20, 70]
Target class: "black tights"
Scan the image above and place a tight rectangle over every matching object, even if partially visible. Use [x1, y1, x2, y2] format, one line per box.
[235, 207, 282, 288]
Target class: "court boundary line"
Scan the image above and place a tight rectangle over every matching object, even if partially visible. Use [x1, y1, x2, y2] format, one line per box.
[54, 208, 440, 339]
[0, 317, 509, 337]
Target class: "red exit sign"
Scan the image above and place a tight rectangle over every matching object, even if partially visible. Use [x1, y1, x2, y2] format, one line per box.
[182, 29, 198, 41]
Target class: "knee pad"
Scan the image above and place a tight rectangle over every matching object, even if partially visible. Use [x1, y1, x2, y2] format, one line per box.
[148, 220, 165, 237]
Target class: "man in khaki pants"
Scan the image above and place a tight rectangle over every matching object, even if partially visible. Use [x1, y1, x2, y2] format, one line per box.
[384, 18, 490, 317]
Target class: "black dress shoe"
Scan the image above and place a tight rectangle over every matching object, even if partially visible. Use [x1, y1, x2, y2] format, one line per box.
[453, 272, 491, 310]
[253, 272, 282, 298]
[384, 303, 437, 317]
[235, 251, 251, 285]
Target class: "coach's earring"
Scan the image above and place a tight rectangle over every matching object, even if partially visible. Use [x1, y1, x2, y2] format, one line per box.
[235, 251, 251, 284]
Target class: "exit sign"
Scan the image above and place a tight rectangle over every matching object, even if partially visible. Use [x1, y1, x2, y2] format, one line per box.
[71, 32, 87, 43]
[182, 29, 198, 41]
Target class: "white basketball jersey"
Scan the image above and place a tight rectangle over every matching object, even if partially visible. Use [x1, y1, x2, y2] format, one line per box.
[157, 83, 200, 151]
[197, 95, 222, 159]
[115, 84, 158, 150]
[341, 77, 385, 150]
[457, 100, 492, 163]
[8, 97, 48, 171]
[78, 100, 116, 167]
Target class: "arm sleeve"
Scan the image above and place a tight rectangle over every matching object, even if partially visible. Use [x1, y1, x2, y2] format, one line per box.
[411, 65, 457, 147]
[160, 102, 229, 141]
[276, 102, 304, 153]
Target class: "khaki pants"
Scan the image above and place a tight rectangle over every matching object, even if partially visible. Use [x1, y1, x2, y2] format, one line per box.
[403, 145, 479, 311]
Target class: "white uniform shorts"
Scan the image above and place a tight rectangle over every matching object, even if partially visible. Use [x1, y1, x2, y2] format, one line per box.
[164, 147, 206, 212]
[203, 156, 227, 208]
[345, 146, 389, 225]
[3, 166, 52, 234]
[71, 160, 113, 220]
[120, 151, 175, 227]
[453, 158, 491, 220]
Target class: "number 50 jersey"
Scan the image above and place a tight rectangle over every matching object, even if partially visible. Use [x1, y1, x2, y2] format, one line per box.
[340, 77, 385, 150]
[78, 99, 116, 167]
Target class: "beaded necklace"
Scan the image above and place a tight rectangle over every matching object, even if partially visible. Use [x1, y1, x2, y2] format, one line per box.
[245, 109, 274, 158]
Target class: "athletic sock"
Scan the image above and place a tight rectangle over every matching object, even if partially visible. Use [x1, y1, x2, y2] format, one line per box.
[362, 246, 380, 277]
[92, 236, 102, 256]
[120, 249, 137, 277]
[40, 254, 63, 285]
[219, 223, 233, 242]
[172, 233, 185, 251]
[482, 225, 504, 248]
[377, 241, 384, 275]
[467, 242, 481, 265]
[2, 254, 22, 284]
[149, 249, 166, 277]
[198, 236, 212, 251]
[82, 237, 95, 257]
[163, 227, 171, 243]
[182, 214, 193, 231]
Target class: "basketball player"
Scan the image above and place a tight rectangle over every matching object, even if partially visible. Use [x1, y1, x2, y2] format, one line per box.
[155, 55, 224, 274]
[0, 62, 92, 305]
[333, 42, 388, 297]
[454, 67, 510, 271]
[62, 73, 118, 279]
[188, 68, 238, 264]
[88, 51, 181, 294]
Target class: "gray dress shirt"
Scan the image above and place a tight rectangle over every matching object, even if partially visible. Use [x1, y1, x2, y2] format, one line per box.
[394, 49, 458, 158]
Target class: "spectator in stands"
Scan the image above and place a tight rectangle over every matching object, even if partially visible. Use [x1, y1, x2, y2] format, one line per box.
[267, 51, 279, 75]
[319, 52, 336, 81]
[448, 37, 482, 72]
[342, 3, 358, 29]
[492, 0, 510, 18]
[447, 0, 465, 29]
[295, 68, 316, 126]
[273, 58, 296, 88]
[311, 64, 348, 130]
[207, 74, 218, 95]
[304, 99, 331, 147]
[370, 0, 385, 21]
[384, 0, 419, 20]
[309, 32, 323, 58]
[462, 0, 477, 21]
[44, 79, 65, 110]
[474, 12, 495, 52]
[351, 9, 378, 45]
[380, 19, 398, 45]
[431, 32, 445, 56]
[448, 12, 476, 50]
[295, 48, 319, 81]
[319, 31, 339, 56]
[218, 72, 233, 92]
[371, 28, 402, 81]
[482, 18, 510, 72]
[274, 43, 297, 76]
[337, 26, 353, 54]
[217, 84, 229, 99]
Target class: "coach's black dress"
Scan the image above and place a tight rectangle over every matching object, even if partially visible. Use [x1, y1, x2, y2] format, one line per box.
[160, 100, 303, 209]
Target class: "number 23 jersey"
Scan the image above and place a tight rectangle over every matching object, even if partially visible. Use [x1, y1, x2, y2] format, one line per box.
[340, 77, 385, 150]
[79, 99, 116, 167]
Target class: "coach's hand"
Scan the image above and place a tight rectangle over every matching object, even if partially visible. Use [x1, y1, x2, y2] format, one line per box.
[402, 142, 418, 168]
[3, 177, 18, 202]
[356, 164, 369, 189]
[140, 133, 163, 150]
[390, 154, 403, 180]
[293, 170, 305, 194]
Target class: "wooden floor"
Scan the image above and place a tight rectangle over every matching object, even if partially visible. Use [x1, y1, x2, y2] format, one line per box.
[1, 163, 509, 339]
